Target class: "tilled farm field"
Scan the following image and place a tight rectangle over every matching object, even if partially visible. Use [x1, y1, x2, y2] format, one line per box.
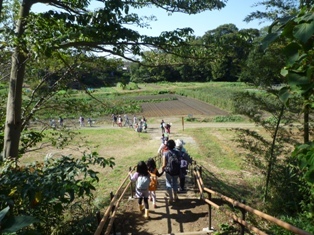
[134, 94, 228, 117]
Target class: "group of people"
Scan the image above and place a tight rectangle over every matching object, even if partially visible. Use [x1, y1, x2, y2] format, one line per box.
[79, 116, 93, 127]
[111, 114, 148, 132]
[157, 119, 173, 154]
[160, 119, 171, 134]
[49, 117, 64, 129]
[129, 138, 192, 219]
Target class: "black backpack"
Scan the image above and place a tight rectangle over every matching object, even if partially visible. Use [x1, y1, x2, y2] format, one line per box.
[166, 150, 181, 176]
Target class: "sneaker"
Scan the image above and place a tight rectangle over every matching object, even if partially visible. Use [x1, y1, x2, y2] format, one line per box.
[177, 188, 183, 193]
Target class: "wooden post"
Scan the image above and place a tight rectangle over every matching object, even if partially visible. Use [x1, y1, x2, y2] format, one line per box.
[240, 200, 246, 235]
[129, 167, 134, 198]
[208, 191, 212, 231]
[182, 116, 184, 131]
[110, 192, 116, 235]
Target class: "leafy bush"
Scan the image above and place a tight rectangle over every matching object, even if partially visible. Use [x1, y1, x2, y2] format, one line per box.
[0, 206, 38, 234]
[185, 114, 197, 122]
[158, 90, 169, 94]
[0, 153, 115, 234]
[291, 143, 314, 219]
[269, 214, 314, 235]
[125, 82, 139, 90]
[212, 115, 244, 122]
[116, 82, 125, 90]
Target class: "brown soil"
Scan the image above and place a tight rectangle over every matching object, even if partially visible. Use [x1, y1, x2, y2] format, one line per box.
[136, 94, 229, 117]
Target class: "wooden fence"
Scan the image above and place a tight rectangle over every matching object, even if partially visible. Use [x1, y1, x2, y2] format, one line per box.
[94, 158, 312, 235]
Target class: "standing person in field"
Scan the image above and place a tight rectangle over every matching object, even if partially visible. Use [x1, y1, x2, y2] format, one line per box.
[133, 115, 137, 126]
[58, 116, 64, 127]
[87, 117, 92, 127]
[111, 114, 117, 126]
[117, 115, 123, 127]
[146, 158, 164, 208]
[160, 119, 165, 134]
[124, 114, 130, 127]
[165, 123, 171, 134]
[79, 116, 84, 127]
[175, 139, 192, 192]
[129, 161, 151, 218]
[162, 139, 181, 204]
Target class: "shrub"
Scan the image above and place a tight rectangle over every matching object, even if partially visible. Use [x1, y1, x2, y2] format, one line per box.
[0, 153, 115, 234]
[125, 82, 139, 90]
[212, 115, 244, 122]
[116, 82, 125, 90]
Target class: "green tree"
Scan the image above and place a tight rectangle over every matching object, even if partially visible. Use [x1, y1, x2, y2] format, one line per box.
[262, 6, 314, 143]
[1, 0, 226, 159]
[244, 0, 301, 24]
[239, 30, 287, 87]
[202, 24, 259, 81]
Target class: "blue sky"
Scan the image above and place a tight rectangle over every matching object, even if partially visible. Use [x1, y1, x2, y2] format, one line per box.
[127, 0, 269, 36]
[32, 0, 270, 37]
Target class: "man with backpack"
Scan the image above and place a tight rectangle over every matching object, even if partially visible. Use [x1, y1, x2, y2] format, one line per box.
[162, 139, 181, 204]
[175, 139, 193, 192]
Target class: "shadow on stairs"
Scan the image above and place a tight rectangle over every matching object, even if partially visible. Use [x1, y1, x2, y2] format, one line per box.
[113, 171, 216, 235]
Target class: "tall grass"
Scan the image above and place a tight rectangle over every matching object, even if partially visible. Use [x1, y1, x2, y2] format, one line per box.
[176, 82, 251, 112]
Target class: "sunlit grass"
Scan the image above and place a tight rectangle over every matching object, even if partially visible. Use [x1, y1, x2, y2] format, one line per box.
[183, 127, 241, 171]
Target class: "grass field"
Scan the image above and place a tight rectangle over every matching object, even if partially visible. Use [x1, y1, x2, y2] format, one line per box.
[19, 82, 259, 208]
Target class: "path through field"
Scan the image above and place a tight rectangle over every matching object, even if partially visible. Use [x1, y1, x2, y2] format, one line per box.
[111, 96, 256, 235]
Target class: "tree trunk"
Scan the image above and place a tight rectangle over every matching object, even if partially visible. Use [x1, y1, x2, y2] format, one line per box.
[3, 1, 31, 159]
[264, 104, 284, 202]
[304, 101, 310, 144]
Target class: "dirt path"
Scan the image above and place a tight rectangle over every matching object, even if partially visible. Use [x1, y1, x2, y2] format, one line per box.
[113, 118, 256, 235]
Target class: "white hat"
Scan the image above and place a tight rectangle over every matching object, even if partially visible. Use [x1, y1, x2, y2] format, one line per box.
[175, 139, 185, 148]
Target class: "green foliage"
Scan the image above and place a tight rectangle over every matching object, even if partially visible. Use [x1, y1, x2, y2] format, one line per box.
[212, 115, 244, 122]
[125, 82, 139, 90]
[233, 88, 304, 209]
[0, 153, 115, 234]
[176, 82, 251, 112]
[131, 24, 259, 83]
[185, 115, 197, 122]
[239, 36, 286, 87]
[291, 143, 314, 218]
[0, 95, 5, 155]
[0, 206, 38, 234]
[262, 7, 314, 107]
[269, 214, 314, 234]
[116, 82, 125, 90]
[213, 223, 238, 234]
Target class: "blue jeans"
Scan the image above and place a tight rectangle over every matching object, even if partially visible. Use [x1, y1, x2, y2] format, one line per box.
[165, 173, 179, 192]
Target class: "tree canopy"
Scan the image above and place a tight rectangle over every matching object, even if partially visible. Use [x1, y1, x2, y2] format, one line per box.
[0, 0, 227, 159]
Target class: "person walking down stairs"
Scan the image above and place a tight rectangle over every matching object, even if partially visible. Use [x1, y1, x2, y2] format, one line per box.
[162, 139, 181, 204]
[129, 161, 151, 219]
[146, 158, 164, 208]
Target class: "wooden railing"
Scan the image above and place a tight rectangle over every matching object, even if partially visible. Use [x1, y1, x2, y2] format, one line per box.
[94, 155, 162, 235]
[94, 157, 312, 235]
[191, 163, 312, 235]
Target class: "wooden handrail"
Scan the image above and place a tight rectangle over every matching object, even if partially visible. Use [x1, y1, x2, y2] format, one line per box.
[95, 158, 312, 235]
[94, 170, 132, 235]
[104, 181, 132, 235]
[95, 154, 161, 235]
[191, 164, 312, 235]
